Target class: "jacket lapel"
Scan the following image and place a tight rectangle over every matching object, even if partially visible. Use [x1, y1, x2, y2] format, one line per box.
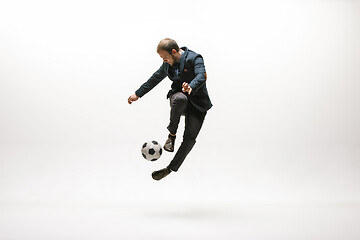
[179, 47, 188, 79]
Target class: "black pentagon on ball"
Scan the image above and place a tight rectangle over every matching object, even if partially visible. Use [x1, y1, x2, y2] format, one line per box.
[151, 158, 157, 161]
[142, 142, 147, 148]
[142, 153, 146, 159]
[148, 148, 155, 155]
[152, 140, 158, 145]
[159, 148, 162, 155]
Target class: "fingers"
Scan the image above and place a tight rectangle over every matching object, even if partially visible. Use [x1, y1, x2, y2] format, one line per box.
[182, 82, 192, 95]
[128, 94, 139, 104]
[182, 82, 188, 92]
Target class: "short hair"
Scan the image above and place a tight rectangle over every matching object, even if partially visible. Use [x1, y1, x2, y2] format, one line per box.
[157, 38, 180, 54]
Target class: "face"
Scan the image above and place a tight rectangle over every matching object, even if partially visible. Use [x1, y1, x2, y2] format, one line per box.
[158, 49, 178, 66]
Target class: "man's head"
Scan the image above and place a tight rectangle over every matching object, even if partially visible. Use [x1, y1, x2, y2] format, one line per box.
[157, 38, 181, 66]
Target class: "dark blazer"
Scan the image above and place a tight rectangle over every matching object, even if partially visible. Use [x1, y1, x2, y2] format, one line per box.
[135, 47, 212, 113]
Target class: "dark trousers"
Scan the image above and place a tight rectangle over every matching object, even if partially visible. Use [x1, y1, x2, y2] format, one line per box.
[167, 92, 207, 171]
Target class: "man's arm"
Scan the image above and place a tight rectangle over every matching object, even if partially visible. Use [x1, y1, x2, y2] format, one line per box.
[128, 64, 167, 104]
[135, 64, 167, 98]
[186, 55, 207, 95]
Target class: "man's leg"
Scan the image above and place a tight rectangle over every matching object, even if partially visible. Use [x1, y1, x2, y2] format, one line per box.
[164, 92, 187, 152]
[167, 92, 188, 135]
[167, 103, 207, 172]
[152, 103, 207, 180]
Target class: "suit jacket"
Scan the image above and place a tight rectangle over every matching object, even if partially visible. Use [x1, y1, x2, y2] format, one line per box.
[135, 47, 213, 113]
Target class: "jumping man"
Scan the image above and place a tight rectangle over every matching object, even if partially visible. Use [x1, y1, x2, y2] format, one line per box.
[128, 38, 212, 180]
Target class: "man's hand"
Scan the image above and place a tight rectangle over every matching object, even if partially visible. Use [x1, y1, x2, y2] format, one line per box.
[128, 94, 139, 104]
[182, 82, 192, 95]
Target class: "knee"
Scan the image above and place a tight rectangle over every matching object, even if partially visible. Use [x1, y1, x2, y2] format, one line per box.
[172, 93, 188, 105]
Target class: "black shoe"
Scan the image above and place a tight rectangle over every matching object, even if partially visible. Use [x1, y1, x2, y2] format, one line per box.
[152, 167, 171, 181]
[164, 135, 175, 152]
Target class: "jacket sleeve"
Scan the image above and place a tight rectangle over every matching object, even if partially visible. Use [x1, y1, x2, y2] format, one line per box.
[135, 64, 167, 98]
[188, 55, 207, 94]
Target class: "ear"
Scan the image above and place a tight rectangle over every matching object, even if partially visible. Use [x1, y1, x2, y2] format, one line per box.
[172, 49, 177, 55]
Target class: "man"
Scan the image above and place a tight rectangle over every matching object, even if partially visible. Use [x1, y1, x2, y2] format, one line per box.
[128, 38, 212, 181]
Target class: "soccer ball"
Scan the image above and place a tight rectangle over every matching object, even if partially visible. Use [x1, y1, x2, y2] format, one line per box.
[141, 141, 163, 161]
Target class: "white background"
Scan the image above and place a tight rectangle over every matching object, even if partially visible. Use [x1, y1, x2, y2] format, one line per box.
[0, 0, 359, 239]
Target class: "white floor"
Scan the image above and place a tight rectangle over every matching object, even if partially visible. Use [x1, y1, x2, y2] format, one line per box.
[1, 201, 359, 240]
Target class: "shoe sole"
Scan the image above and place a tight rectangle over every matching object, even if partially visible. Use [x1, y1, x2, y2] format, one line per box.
[164, 147, 174, 152]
